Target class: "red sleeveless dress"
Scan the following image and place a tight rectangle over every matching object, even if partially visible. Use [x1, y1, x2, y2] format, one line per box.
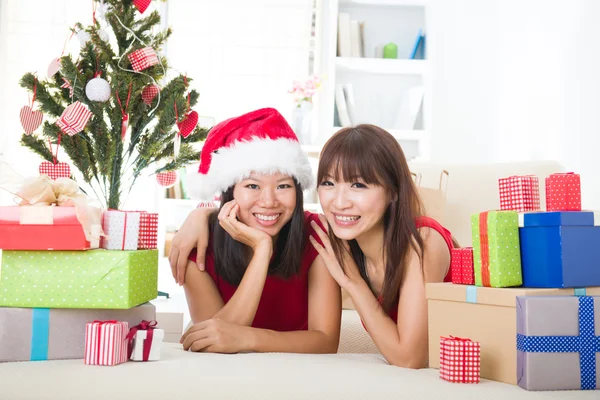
[188, 212, 323, 331]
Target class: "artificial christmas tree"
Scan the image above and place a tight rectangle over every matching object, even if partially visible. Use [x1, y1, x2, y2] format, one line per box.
[18, 0, 208, 209]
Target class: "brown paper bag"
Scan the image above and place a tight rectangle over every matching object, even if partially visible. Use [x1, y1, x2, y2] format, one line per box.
[415, 170, 449, 224]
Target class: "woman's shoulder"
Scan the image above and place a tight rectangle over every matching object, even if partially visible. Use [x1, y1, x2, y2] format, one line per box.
[414, 215, 455, 250]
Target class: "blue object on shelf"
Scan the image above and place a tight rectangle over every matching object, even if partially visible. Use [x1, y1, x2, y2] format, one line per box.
[519, 211, 600, 288]
[409, 29, 426, 60]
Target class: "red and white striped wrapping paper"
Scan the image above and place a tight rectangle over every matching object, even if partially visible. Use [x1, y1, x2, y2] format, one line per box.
[19, 105, 43, 135]
[84, 321, 129, 366]
[450, 247, 474, 285]
[56, 101, 93, 136]
[439, 336, 480, 383]
[128, 47, 159, 72]
[498, 175, 540, 212]
[545, 172, 581, 211]
[137, 212, 158, 250]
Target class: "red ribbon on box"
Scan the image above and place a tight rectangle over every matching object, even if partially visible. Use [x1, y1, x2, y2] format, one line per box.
[478, 212, 491, 287]
[126, 320, 157, 361]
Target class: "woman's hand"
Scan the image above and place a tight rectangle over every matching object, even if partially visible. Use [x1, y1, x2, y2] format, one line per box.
[169, 206, 214, 285]
[180, 318, 252, 353]
[218, 200, 272, 252]
[308, 215, 362, 289]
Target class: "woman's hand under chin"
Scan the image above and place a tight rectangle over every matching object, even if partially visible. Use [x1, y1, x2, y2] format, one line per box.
[218, 200, 273, 253]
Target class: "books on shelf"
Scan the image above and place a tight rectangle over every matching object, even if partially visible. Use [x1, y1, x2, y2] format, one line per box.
[334, 83, 355, 127]
[393, 86, 425, 130]
[338, 13, 364, 58]
[409, 29, 426, 59]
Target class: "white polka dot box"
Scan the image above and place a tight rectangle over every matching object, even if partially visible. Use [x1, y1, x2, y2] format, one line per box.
[426, 283, 600, 386]
[0, 303, 155, 362]
[516, 295, 600, 391]
[100, 210, 158, 251]
[0, 249, 158, 309]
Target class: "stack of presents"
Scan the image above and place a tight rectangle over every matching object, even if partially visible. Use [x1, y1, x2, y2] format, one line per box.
[0, 176, 165, 365]
[428, 172, 600, 391]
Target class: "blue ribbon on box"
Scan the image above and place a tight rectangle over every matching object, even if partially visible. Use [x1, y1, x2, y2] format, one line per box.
[30, 308, 50, 361]
[517, 296, 600, 390]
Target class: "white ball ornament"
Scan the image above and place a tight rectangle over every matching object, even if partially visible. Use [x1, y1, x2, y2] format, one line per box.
[77, 30, 91, 47]
[98, 28, 110, 42]
[85, 77, 111, 102]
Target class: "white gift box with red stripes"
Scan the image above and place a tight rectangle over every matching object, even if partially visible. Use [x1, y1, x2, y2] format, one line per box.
[498, 175, 541, 212]
[130, 329, 164, 361]
[100, 210, 141, 250]
[439, 336, 480, 383]
[84, 321, 129, 366]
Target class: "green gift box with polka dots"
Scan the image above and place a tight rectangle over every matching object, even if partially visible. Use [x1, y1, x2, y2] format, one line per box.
[471, 211, 523, 288]
[0, 249, 158, 309]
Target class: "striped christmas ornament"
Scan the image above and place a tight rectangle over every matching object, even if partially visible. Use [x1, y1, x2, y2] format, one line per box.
[128, 47, 159, 72]
[56, 101, 93, 136]
[156, 171, 177, 188]
[133, 0, 151, 14]
[47, 57, 61, 78]
[19, 106, 43, 135]
[39, 161, 71, 180]
[142, 85, 159, 105]
[84, 321, 129, 366]
[61, 78, 74, 97]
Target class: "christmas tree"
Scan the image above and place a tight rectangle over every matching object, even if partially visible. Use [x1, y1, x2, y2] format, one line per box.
[18, 0, 208, 209]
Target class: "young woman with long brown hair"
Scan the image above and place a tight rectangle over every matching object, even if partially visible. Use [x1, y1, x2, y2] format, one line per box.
[171, 124, 453, 367]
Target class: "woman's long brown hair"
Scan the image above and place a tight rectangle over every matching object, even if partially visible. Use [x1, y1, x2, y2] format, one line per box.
[317, 125, 425, 312]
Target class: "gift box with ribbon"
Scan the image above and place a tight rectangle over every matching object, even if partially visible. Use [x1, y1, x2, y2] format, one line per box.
[0, 303, 155, 362]
[516, 295, 600, 390]
[519, 211, 600, 288]
[0, 249, 158, 309]
[439, 336, 480, 383]
[498, 175, 541, 213]
[545, 172, 581, 212]
[137, 211, 158, 250]
[471, 210, 522, 288]
[450, 247, 474, 285]
[0, 175, 103, 250]
[100, 210, 141, 250]
[84, 320, 129, 366]
[127, 320, 164, 361]
[426, 282, 600, 385]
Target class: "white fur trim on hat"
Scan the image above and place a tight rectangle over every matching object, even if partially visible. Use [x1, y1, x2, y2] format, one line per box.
[186, 138, 314, 200]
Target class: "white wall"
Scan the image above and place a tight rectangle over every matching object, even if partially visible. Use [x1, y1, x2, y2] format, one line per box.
[428, 0, 600, 209]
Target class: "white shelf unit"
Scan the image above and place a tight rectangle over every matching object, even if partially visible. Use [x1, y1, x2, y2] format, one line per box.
[314, 0, 432, 161]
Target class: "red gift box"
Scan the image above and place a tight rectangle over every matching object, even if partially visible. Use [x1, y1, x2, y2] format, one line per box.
[498, 175, 540, 212]
[84, 320, 129, 366]
[545, 172, 581, 211]
[439, 336, 480, 383]
[0, 206, 93, 250]
[450, 247, 474, 285]
[138, 212, 158, 250]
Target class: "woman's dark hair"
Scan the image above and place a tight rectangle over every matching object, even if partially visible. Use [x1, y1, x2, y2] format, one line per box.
[210, 178, 306, 285]
[317, 124, 425, 313]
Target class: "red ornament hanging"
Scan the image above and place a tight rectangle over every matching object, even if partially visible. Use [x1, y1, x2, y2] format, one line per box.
[128, 47, 159, 72]
[156, 171, 177, 188]
[56, 101, 93, 136]
[133, 0, 151, 14]
[20, 78, 43, 135]
[39, 133, 70, 180]
[116, 83, 133, 141]
[142, 84, 160, 105]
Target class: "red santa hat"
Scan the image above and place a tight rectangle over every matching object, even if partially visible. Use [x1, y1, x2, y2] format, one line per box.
[187, 108, 314, 199]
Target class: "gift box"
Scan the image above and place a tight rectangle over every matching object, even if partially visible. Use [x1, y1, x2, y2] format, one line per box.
[498, 175, 541, 212]
[471, 211, 522, 288]
[451, 247, 474, 285]
[127, 320, 164, 361]
[84, 320, 129, 366]
[546, 172, 581, 211]
[100, 210, 141, 250]
[0, 249, 158, 309]
[519, 211, 600, 288]
[0, 303, 154, 362]
[439, 336, 480, 383]
[426, 283, 600, 385]
[156, 312, 184, 343]
[137, 212, 158, 250]
[516, 295, 600, 390]
[128, 47, 159, 72]
[0, 206, 101, 250]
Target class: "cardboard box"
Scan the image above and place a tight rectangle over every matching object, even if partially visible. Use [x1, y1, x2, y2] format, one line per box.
[426, 283, 600, 385]
[0, 303, 155, 362]
[156, 311, 184, 343]
[0, 249, 158, 309]
[519, 211, 600, 287]
[516, 295, 600, 390]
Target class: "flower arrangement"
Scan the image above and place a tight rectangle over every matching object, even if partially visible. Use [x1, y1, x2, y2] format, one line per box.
[288, 75, 322, 107]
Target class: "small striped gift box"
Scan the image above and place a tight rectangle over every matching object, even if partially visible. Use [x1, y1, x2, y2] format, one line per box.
[56, 101, 93, 136]
[128, 47, 159, 72]
[439, 336, 480, 383]
[84, 321, 129, 366]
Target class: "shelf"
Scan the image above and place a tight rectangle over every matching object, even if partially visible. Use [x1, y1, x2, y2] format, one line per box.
[339, 0, 430, 8]
[332, 127, 428, 141]
[336, 57, 428, 75]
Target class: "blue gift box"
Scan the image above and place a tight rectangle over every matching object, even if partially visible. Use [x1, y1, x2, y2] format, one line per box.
[519, 211, 600, 288]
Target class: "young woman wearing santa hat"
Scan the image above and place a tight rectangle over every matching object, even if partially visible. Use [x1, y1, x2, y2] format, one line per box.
[172, 121, 454, 368]
[177, 107, 341, 355]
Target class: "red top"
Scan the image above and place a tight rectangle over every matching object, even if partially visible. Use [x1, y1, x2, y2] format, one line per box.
[380, 216, 454, 324]
[189, 212, 323, 332]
